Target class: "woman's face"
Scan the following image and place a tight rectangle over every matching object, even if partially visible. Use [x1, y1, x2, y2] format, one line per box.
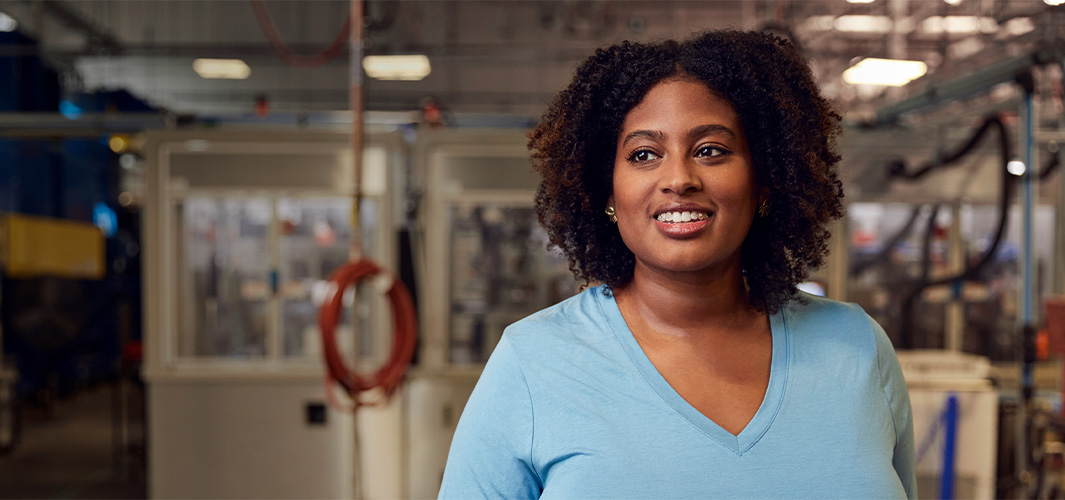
[610, 78, 763, 279]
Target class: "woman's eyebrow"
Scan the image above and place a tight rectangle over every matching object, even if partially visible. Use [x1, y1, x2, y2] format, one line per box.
[620, 129, 665, 147]
[688, 124, 736, 141]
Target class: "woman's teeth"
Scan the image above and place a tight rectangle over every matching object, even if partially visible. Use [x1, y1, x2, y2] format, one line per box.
[656, 211, 709, 223]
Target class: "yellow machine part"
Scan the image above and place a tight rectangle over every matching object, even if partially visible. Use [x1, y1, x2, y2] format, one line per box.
[0, 213, 105, 280]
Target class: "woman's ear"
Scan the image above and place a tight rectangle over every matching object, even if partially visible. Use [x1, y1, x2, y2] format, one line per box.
[607, 195, 615, 209]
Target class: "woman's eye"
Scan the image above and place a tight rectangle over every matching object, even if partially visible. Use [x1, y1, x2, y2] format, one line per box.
[696, 145, 726, 158]
[629, 150, 660, 162]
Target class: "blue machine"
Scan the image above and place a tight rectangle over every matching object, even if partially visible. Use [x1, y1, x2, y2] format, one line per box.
[0, 30, 147, 406]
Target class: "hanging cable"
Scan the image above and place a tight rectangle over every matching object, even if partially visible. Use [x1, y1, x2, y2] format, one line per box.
[318, 258, 417, 405]
[250, 0, 350, 68]
[1039, 152, 1060, 181]
[919, 204, 941, 284]
[850, 205, 924, 277]
[895, 115, 1015, 348]
[890, 116, 1005, 181]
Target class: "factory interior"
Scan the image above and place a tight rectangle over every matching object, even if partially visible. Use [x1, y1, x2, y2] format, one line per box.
[1, 0, 1065, 498]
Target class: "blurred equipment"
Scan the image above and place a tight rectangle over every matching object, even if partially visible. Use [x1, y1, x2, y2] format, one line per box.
[900, 350, 998, 499]
[843, 29, 1065, 498]
[406, 128, 580, 498]
[143, 130, 404, 499]
[0, 213, 104, 280]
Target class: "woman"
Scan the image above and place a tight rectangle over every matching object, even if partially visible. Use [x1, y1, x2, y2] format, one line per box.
[439, 30, 916, 499]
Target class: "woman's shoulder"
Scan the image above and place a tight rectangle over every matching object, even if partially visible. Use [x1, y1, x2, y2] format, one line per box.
[783, 291, 887, 353]
[501, 285, 617, 356]
[507, 285, 605, 327]
[784, 291, 875, 328]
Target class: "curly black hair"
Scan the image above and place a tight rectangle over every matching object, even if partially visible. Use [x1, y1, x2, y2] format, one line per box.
[528, 30, 844, 313]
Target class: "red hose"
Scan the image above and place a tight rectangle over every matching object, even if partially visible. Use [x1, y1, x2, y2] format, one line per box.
[250, 0, 351, 68]
[318, 258, 417, 405]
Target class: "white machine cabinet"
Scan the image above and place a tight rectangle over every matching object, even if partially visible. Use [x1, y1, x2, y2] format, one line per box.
[143, 130, 402, 499]
[407, 129, 577, 498]
[899, 350, 999, 500]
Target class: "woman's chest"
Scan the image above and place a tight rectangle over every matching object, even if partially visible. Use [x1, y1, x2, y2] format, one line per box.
[532, 365, 901, 498]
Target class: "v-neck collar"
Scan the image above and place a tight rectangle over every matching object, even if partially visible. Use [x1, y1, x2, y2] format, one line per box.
[595, 286, 790, 456]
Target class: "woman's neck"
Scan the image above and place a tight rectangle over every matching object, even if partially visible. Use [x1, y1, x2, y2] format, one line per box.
[613, 260, 761, 343]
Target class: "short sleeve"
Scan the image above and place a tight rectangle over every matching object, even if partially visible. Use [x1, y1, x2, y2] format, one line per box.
[438, 335, 542, 500]
[871, 316, 917, 500]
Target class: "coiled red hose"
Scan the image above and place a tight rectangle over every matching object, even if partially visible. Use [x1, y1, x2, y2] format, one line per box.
[250, 0, 351, 68]
[318, 257, 417, 404]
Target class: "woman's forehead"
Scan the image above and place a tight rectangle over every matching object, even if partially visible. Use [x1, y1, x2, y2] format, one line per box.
[619, 80, 742, 136]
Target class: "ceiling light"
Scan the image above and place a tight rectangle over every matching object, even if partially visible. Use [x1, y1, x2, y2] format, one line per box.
[834, 15, 894, 33]
[1046, 0, 1065, 6]
[1007, 160, 1026, 176]
[843, 58, 927, 86]
[803, 16, 837, 31]
[362, 55, 431, 81]
[846, 0, 875, 3]
[1005, 18, 1035, 35]
[944, 0, 962, 5]
[921, 16, 998, 34]
[193, 58, 251, 80]
[0, 12, 17, 32]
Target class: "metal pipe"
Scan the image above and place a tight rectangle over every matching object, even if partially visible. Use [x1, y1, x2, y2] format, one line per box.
[351, 0, 365, 259]
[1017, 91, 1037, 498]
[946, 201, 964, 352]
[940, 394, 958, 500]
[873, 46, 1064, 127]
[1023, 95, 1036, 338]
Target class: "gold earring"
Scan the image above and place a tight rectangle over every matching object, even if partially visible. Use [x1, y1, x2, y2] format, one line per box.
[758, 200, 770, 217]
[604, 206, 617, 223]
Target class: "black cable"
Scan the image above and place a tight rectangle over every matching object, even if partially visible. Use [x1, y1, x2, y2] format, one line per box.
[897, 116, 1014, 348]
[920, 205, 940, 284]
[890, 116, 1002, 181]
[1040, 152, 1060, 181]
[849, 205, 923, 277]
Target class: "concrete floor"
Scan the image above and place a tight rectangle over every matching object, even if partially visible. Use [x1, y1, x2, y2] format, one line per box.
[0, 385, 146, 499]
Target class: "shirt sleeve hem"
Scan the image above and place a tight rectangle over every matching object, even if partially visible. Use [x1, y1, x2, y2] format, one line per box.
[502, 337, 543, 488]
[868, 312, 901, 453]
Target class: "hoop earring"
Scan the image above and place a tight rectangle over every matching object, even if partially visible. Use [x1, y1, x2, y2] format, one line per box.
[604, 206, 617, 224]
[758, 200, 770, 217]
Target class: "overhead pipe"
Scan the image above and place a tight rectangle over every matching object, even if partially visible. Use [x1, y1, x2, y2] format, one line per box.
[871, 42, 1065, 127]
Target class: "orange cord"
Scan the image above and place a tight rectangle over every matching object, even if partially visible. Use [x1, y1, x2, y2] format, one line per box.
[250, 0, 351, 68]
[318, 257, 417, 407]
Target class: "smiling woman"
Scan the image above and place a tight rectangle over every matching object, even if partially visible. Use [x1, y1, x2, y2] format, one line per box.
[439, 30, 916, 500]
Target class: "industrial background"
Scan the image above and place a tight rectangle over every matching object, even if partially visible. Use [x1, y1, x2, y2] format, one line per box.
[0, 0, 1063, 499]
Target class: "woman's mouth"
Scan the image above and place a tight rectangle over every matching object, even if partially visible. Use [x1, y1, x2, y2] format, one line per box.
[653, 211, 711, 238]
[655, 211, 709, 223]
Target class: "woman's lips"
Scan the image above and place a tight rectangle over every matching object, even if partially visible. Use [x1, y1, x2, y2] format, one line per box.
[653, 216, 711, 237]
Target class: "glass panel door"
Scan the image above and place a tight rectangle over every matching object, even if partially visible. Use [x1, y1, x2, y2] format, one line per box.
[277, 197, 353, 360]
[447, 204, 575, 364]
[175, 197, 272, 358]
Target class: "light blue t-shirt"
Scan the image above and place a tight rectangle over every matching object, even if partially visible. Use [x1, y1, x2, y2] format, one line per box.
[439, 286, 916, 499]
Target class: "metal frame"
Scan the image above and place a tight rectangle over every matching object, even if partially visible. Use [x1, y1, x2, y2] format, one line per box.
[143, 130, 401, 382]
[414, 129, 534, 373]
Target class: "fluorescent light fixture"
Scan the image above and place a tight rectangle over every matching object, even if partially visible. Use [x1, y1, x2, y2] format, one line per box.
[803, 16, 837, 31]
[843, 58, 928, 86]
[834, 15, 894, 33]
[1007, 160, 1026, 176]
[362, 55, 431, 81]
[193, 58, 251, 80]
[0, 12, 17, 32]
[921, 16, 998, 34]
[1006, 18, 1035, 35]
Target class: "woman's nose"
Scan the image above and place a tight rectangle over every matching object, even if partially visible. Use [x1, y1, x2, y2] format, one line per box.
[661, 157, 702, 194]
